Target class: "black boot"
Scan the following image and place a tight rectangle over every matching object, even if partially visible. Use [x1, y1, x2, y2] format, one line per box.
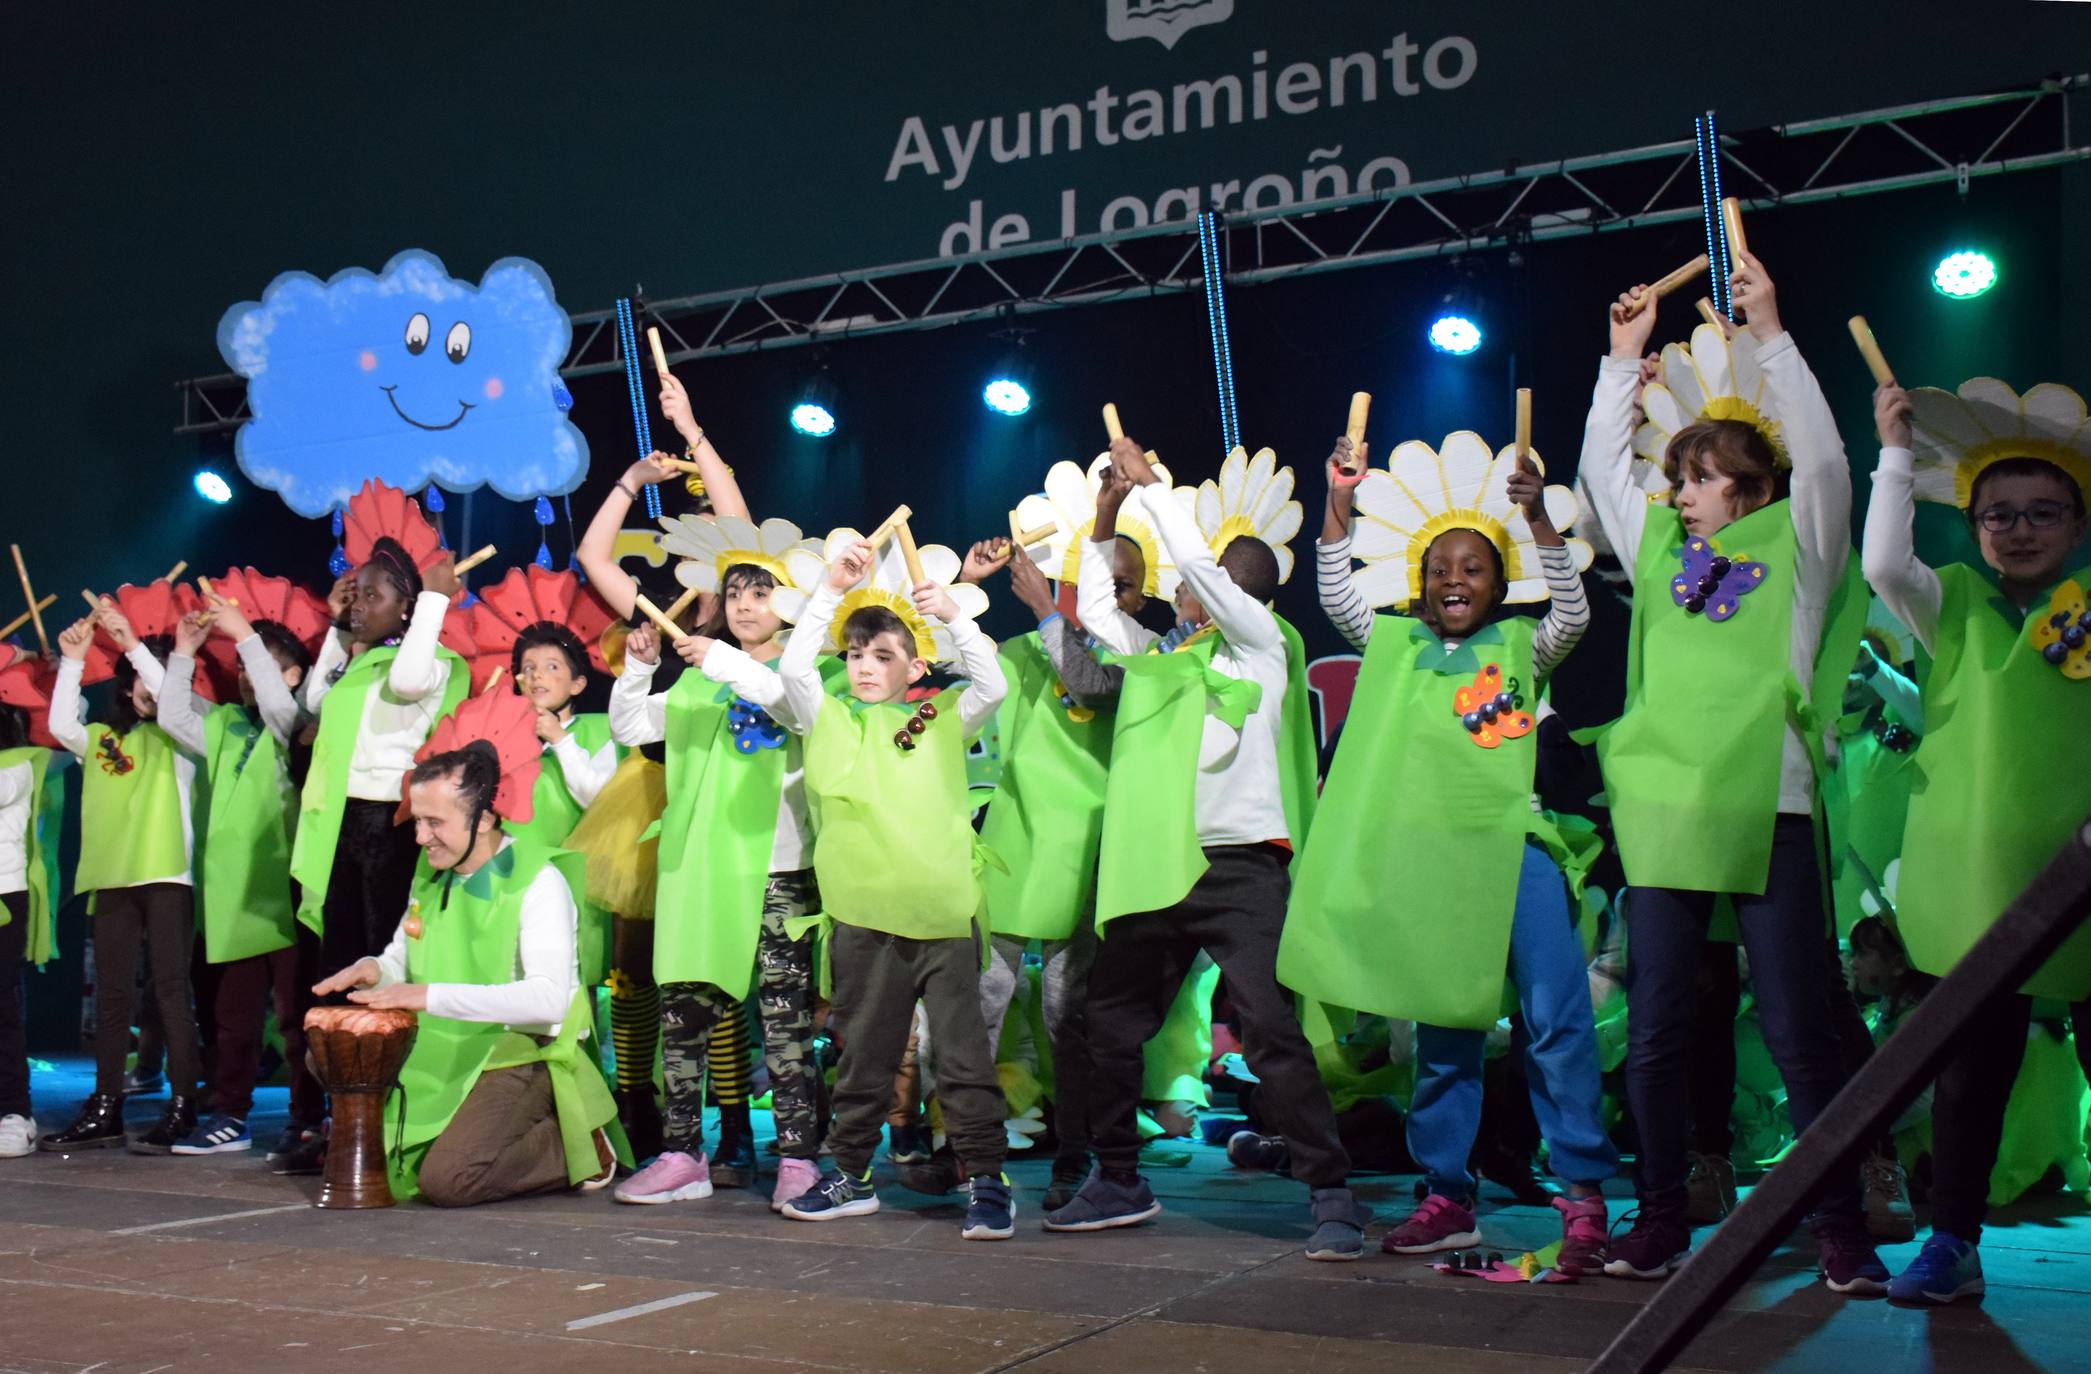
[128, 1095, 198, 1155]
[711, 1099, 758, 1189]
[617, 1086, 664, 1163]
[39, 1092, 126, 1151]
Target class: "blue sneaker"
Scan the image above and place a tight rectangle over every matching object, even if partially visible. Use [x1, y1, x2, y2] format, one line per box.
[1041, 1168, 1161, 1232]
[780, 1167, 879, 1221]
[170, 1114, 251, 1155]
[962, 1173, 1015, 1241]
[1888, 1231, 1985, 1305]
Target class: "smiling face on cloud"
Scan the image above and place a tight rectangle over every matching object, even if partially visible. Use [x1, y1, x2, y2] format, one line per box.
[217, 249, 588, 518]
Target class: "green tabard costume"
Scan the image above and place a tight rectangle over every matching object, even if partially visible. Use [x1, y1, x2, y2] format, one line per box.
[1822, 710, 1916, 938]
[291, 643, 468, 932]
[508, 712, 615, 986]
[384, 840, 621, 1201]
[979, 631, 1112, 942]
[77, 723, 187, 900]
[1896, 563, 2091, 999]
[0, 748, 54, 965]
[195, 705, 297, 963]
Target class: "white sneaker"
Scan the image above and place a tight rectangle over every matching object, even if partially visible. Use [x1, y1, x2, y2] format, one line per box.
[0, 1114, 38, 1157]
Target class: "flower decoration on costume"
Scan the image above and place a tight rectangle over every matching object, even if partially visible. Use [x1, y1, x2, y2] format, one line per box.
[2031, 578, 2091, 680]
[818, 528, 988, 665]
[1346, 431, 1592, 609]
[1176, 446, 1304, 585]
[198, 566, 332, 696]
[0, 646, 62, 749]
[1906, 378, 2091, 511]
[399, 683, 543, 825]
[91, 580, 221, 701]
[727, 694, 788, 753]
[1452, 662, 1532, 748]
[1633, 323, 1788, 471]
[1670, 536, 1766, 621]
[1017, 455, 1180, 600]
[342, 478, 447, 573]
[658, 514, 825, 625]
[439, 565, 617, 694]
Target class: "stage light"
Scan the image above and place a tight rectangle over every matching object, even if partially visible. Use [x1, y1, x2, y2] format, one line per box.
[790, 402, 836, 437]
[982, 378, 1032, 416]
[194, 469, 232, 504]
[1933, 251, 1997, 299]
[1428, 314, 1483, 355]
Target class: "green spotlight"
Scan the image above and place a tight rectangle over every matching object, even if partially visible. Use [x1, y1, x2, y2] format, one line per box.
[1932, 250, 1997, 299]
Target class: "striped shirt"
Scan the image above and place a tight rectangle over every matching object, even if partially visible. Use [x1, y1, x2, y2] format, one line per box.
[1315, 534, 1591, 676]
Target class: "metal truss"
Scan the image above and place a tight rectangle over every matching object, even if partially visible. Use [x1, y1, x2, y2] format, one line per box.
[175, 75, 2087, 432]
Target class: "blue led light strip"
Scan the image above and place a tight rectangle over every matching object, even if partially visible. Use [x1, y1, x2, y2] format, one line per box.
[1705, 111, 1734, 319]
[614, 299, 661, 520]
[1197, 212, 1241, 455]
[1692, 115, 1724, 321]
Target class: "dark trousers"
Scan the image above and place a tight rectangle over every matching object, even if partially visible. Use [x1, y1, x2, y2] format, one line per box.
[1084, 844, 1351, 1189]
[0, 892, 27, 1117]
[1927, 991, 2032, 1242]
[203, 940, 323, 1122]
[92, 883, 199, 1099]
[318, 800, 421, 990]
[1687, 942, 1741, 1158]
[826, 923, 1007, 1179]
[419, 1063, 572, 1207]
[1625, 816, 1861, 1218]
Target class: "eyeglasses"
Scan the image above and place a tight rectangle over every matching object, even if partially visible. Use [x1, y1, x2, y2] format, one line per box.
[1974, 501, 2073, 533]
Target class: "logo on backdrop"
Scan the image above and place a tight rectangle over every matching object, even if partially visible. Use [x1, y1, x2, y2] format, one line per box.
[216, 249, 588, 518]
[1106, 0, 1234, 48]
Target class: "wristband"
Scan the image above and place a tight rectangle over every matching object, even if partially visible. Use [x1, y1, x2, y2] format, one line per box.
[618, 480, 640, 500]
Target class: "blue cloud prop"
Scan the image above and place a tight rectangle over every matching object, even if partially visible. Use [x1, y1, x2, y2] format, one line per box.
[218, 249, 588, 518]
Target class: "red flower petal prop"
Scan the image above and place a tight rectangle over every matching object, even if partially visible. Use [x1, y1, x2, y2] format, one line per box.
[0, 645, 63, 749]
[89, 581, 218, 701]
[439, 566, 615, 694]
[343, 479, 445, 573]
[198, 567, 333, 697]
[398, 685, 542, 826]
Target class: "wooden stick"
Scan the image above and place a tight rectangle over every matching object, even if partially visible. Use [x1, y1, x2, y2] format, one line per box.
[895, 520, 927, 585]
[660, 456, 704, 475]
[452, 544, 498, 576]
[1102, 403, 1124, 442]
[0, 595, 54, 642]
[1009, 515, 1055, 548]
[162, 560, 187, 584]
[662, 585, 702, 624]
[1848, 315, 1896, 386]
[9, 545, 48, 655]
[1345, 392, 1371, 446]
[1621, 253, 1710, 321]
[195, 575, 238, 607]
[1721, 197, 1749, 261]
[633, 593, 690, 644]
[81, 590, 104, 613]
[1514, 389, 1533, 463]
[866, 504, 912, 550]
[646, 325, 671, 377]
[481, 665, 506, 695]
[1695, 297, 1726, 330]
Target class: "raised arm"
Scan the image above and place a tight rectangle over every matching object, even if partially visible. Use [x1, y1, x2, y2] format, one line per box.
[1076, 462, 1157, 656]
[156, 643, 210, 757]
[385, 582, 456, 702]
[658, 374, 750, 522]
[574, 454, 679, 619]
[1860, 384, 1942, 653]
[238, 636, 303, 744]
[1316, 532, 1375, 652]
[1579, 284, 1664, 572]
[607, 630, 668, 748]
[1506, 454, 1592, 676]
[937, 601, 1008, 739]
[777, 566, 854, 734]
[47, 618, 94, 758]
[1130, 444, 1281, 654]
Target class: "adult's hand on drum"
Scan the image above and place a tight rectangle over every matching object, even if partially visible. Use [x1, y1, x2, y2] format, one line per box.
[348, 982, 430, 1011]
[312, 957, 381, 998]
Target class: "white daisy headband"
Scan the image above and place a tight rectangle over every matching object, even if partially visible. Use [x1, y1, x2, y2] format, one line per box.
[1016, 454, 1181, 600]
[658, 513, 825, 623]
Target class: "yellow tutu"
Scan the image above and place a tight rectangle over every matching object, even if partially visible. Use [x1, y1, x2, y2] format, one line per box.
[566, 752, 666, 919]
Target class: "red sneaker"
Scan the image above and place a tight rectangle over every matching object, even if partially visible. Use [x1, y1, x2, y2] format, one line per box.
[1553, 1194, 1609, 1276]
[1381, 1193, 1481, 1255]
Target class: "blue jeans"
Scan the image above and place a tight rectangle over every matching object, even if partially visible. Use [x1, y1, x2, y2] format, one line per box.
[1409, 843, 1618, 1203]
[1624, 815, 1862, 1219]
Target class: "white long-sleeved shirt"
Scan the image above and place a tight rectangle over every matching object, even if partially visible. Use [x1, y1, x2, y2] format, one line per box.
[1861, 447, 1944, 655]
[1578, 333, 1853, 814]
[610, 641, 814, 871]
[1316, 532, 1592, 674]
[157, 637, 303, 757]
[0, 759, 32, 897]
[302, 591, 454, 801]
[1079, 490, 1291, 847]
[367, 836, 579, 1035]
[546, 729, 617, 809]
[778, 584, 1007, 742]
[48, 648, 197, 886]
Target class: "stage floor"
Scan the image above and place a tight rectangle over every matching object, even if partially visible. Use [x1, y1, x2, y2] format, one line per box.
[2, 1062, 2087, 1374]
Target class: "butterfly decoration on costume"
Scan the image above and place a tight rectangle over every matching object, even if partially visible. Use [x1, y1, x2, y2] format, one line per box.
[1453, 664, 1532, 749]
[1670, 537, 1767, 621]
[727, 695, 787, 754]
[1053, 678, 1096, 724]
[2031, 578, 2091, 680]
[96, 733, 135, 776]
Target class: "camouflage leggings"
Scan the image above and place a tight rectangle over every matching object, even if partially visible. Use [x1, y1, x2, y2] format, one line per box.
[660, 871, 820, 1160]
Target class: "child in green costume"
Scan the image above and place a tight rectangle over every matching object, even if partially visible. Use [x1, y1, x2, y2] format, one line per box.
[41, 598, 206, 1154]
[1048, 435, 1368, 1262]
[1581, 257, 1886, 1292]
[0, 681, 51, 1157]
[774, 534, 1015, 1240]
[157, 601, 318, 1156]
[1865, 375, 2091, 1304]
[608, 506, 834, 1211]
[1288, 426, 1615, 1274]
[311, 692, 620, 1204]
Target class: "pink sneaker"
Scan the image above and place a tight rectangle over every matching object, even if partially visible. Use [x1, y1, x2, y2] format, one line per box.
[613, 1150, 713, 1205]
[1381, 1193, 1482, 1255]
[771, 1157, 823, 1213]
[1553, 1195, 1609, 1275]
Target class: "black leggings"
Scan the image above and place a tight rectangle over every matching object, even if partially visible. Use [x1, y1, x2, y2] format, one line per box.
[0, 892, 27, 1117]
[92, 883, 198, 1099]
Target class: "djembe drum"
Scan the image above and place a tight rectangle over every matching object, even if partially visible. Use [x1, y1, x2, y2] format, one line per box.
[303, 1007, 418, 1208]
